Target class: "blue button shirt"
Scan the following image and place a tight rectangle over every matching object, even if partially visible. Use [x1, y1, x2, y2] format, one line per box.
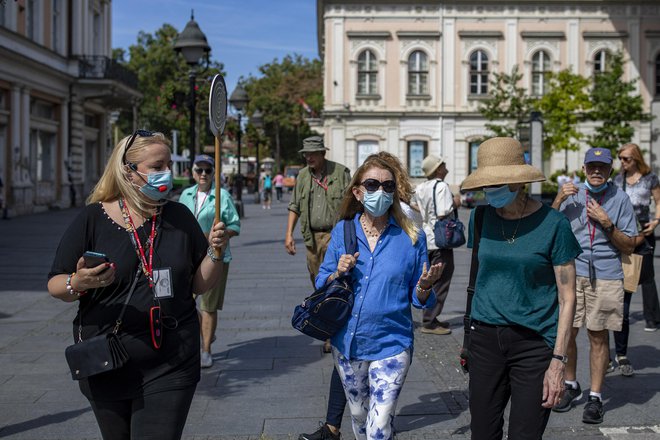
[316, 213, 436, 361]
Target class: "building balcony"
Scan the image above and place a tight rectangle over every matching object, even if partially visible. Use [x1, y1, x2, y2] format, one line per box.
[76, 56, 141, 107]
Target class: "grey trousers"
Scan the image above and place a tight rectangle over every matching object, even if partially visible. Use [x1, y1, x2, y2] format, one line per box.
[422, 248, 455, 327]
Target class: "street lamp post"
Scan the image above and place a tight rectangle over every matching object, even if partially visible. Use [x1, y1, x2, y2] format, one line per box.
[251, 109, 264, 201]
[229, 84, 249, 210]
[174, 11, 210, 170]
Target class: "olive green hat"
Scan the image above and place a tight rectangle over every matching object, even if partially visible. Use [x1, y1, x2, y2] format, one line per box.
[298, 136, 329, 153]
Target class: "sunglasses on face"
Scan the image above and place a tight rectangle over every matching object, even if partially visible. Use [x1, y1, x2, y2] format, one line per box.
[122, 129, 155, 165]
[194, 168, 213, 175]
[618, 156, 633, 163]
[361, 178, 396, 193]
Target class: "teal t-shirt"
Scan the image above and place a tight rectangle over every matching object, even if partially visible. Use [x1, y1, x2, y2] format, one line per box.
[467, 204, 582, 348]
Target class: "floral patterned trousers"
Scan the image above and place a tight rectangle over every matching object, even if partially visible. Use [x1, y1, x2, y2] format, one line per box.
[332, 348, 411, 440]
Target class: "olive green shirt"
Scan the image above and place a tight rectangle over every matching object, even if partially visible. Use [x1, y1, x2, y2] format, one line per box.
[288, 160, 351, 247]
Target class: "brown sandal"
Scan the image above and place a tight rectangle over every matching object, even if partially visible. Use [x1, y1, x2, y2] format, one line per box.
[323, 339, 332, 354]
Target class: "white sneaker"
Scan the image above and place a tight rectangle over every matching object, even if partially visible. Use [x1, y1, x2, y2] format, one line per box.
[201, 351, 213, 368]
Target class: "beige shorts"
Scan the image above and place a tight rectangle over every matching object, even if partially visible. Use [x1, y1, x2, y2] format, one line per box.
[574, 276, 624, 331]
[194, 262, 230, 312]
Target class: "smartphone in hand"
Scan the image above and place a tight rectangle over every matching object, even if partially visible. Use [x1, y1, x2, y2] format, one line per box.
[83, 251, 109, 269]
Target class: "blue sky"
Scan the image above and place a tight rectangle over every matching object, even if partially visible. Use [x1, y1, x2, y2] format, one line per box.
[112, 0, 319, 94]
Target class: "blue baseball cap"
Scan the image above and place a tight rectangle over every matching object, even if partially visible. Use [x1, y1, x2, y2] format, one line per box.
[584, 148, 612, 165]
[193, 154, 214, 167]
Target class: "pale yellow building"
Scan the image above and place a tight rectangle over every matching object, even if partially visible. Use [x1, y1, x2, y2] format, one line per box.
[0, 0, 140, 216]
[316, 0, 660, 185]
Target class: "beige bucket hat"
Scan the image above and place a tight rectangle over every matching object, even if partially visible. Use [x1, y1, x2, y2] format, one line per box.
[461, 137, 546, 191]
[421, 154, 445, 177]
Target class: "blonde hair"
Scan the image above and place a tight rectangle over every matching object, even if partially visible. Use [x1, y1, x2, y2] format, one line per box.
[87, 131, 172, 217]
[618, 143, 651, 176]
[338, 155, 419, 244]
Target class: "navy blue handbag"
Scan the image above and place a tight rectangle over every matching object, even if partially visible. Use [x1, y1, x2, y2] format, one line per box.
[432, 180, 466, 249]
[291, 220, 357, 341]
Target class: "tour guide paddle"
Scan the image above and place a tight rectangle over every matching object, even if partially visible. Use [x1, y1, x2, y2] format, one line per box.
[208, 74, 228, 259]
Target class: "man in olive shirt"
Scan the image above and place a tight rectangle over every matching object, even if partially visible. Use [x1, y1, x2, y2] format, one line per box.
[285, 136, 351, 287]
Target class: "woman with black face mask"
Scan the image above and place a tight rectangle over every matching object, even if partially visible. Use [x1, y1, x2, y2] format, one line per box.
[47, 130, 228, 440]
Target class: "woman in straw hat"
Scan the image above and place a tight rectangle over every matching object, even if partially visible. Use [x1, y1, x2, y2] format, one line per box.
[461, 137, 581, 439]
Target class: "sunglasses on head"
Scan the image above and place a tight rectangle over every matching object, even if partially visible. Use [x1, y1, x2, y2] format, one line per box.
[122, 129, 155, 166]
[361, 178, 396, 193]
[194, 168, 213, 175]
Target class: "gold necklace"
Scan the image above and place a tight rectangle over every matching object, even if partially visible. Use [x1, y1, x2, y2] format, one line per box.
[360, 215, 386, 238]
[500, 196, 529, 244]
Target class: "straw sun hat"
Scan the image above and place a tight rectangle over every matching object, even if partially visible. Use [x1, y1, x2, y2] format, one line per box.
[461, 137, 546, 191]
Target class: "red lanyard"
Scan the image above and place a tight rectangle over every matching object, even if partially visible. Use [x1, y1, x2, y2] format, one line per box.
[312, 175, 328, 191]
[585, 190, 606, 250]
[121, 199, 157, 287]
[194, 189, 210, 219]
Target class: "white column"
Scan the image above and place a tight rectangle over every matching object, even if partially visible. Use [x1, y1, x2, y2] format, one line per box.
[568, 20, 579, 72]
[21, 87, 31, 184]
[104, 1, 112, 56]
[442, 118, 456, 185]
[332, 19, 344, 105]
[506, 19, 517, 73]
[628, 19, 640, 94]
[10, 85, 22, 184]
[443, 19, 455, 108]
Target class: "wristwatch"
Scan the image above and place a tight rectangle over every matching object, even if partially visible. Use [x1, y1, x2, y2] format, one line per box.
[603, 223, 615, 234]
[552, 353, 569, 364]
[206, 246, 221, 263]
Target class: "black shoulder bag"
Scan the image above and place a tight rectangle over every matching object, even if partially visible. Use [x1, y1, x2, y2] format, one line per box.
[292, 219, 357, 341]
[64, 269, 140, 380]
[459, 205, 485, 373]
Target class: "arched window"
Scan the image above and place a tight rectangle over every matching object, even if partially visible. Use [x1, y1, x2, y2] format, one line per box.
[470, 50, 489, 95]
[655, 53, 660, 97]
[408, 50, 429, 95]
[532, 50, 551, 96]
[594, 50, 610, 75]
[357, 50, 378, 95]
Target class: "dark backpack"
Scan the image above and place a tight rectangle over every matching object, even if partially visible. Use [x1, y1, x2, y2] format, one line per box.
[291, 220, 357, 341]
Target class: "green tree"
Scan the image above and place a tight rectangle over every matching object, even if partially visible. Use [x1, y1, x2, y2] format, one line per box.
[587, 51, 652, 151]
[243, 54, 323, 171]
[536, 69, 591, 161]
[479, 65, 535, 138]
[115, 24, 224, 154]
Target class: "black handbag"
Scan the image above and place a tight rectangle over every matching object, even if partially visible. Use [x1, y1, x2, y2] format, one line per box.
[292, 220, 357, 341]
[64, 270, 139, 380]
[432, 180, 466, 249]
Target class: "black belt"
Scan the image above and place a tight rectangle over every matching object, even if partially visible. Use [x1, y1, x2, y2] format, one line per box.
[311, 228, 331, 233]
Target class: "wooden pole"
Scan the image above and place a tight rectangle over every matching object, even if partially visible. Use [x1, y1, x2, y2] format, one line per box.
[214, 136, 222, 258]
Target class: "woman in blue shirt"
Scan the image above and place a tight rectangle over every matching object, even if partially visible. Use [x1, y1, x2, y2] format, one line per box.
[316, 155, 442, 440]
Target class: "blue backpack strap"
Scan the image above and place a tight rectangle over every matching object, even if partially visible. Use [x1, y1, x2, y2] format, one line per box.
[343, 218, 357, 255]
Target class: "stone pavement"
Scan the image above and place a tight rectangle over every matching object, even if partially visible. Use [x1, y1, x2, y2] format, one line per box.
[0, 195, 659, 440]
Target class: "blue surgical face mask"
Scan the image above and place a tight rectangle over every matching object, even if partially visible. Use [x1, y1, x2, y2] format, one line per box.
[483, 185, 518, 208]
[136, 170, 173, 201]
[585, 180, 608, 194]
[361, 190, 393, 217]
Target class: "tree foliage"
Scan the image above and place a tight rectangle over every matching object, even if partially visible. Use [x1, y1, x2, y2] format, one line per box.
[587, 51, 652, 151]
[479, 65, 534, 138]
[243, 54, 323, 170]
[536, 69, 591, 158]
[114, 24, 224, 153]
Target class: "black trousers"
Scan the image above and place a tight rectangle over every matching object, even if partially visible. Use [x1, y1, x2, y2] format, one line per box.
[469, 322, 552, 440]
[640, 235, 660, 326]
[613, 290, 632, 356]
[89, 386, 196, 440]
[326, 366, 347, 427]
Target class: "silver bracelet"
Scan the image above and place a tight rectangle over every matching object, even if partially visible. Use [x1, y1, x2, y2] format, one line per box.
[206, 246, 221, 263]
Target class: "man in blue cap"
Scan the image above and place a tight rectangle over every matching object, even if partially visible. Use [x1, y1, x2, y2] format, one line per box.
[551, 147, 638, 424]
